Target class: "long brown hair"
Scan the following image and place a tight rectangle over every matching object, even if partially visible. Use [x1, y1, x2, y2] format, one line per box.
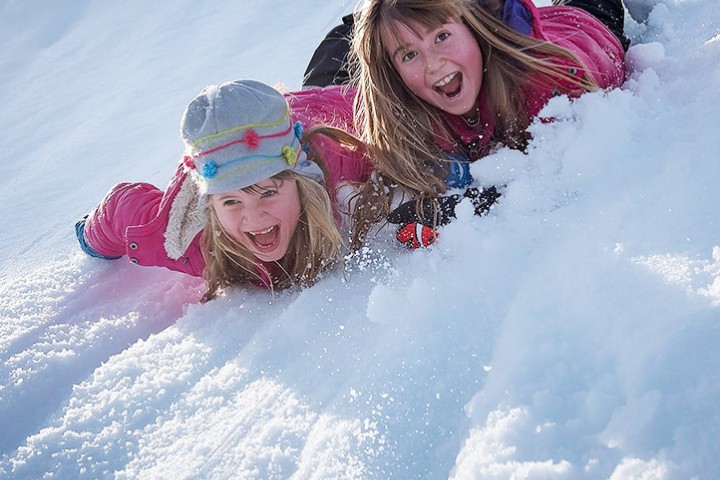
[350, 0, 598, 246]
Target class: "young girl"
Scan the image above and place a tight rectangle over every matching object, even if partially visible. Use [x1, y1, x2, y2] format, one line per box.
[349, 0, 628, 248]
[76, 79, 370, 299]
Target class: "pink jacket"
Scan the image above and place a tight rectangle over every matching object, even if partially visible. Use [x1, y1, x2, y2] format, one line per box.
[444, 0, 627, 158]
[82, 85, 370, 277]
[523, 1, 627, 116]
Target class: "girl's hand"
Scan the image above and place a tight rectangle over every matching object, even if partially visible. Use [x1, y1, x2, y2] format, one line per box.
[387, 186, 501, 228]
[387, 186, 500, 249]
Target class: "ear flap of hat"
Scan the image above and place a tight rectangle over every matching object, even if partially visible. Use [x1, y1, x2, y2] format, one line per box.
[164, 173, 207, 260]
[294, 150, 325, 183]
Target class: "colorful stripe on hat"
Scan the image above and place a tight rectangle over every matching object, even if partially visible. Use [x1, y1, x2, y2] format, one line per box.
[189, 105, 291, 151]
[199, 136, 301, 182]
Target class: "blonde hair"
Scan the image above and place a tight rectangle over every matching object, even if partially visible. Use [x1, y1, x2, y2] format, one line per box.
[200, 168, 342, 300]
[350, 0, 598, 245]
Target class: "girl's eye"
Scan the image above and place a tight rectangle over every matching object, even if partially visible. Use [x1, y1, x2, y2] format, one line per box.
[259, 189, 278, 199]
[436, 32, 450, 43]
[401, 51, 417, 62]
[222, 199, 240, 207]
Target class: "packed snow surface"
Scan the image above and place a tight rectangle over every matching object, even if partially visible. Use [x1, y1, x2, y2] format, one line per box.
[1, 0, 719, 478]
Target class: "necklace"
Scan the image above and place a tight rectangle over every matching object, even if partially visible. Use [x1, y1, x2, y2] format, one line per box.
[461, 106, 481, 128]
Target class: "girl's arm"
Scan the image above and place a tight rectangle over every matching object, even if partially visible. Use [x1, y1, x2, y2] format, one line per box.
[80, 182, 164, 259]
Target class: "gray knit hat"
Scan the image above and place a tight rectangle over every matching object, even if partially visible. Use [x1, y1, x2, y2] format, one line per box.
[181, 79, 324, 194]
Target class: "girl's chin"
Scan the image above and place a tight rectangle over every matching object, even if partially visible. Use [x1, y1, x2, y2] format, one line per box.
[433, 86, 480, 116]
[433, 98, 469, 116]
[251, 246, 288, 263]
[437, 94, 476, 116]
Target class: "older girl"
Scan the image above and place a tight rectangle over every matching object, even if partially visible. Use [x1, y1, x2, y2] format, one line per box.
[349, 0, 628, 247]
[77, 79, 370, 299]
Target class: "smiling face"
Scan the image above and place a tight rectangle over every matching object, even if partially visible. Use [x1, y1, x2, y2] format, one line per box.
[210, 177, 301, 263]
[385, 17, 484, 117]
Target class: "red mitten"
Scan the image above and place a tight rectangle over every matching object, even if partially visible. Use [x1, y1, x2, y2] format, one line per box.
[396, 222, 439, 249]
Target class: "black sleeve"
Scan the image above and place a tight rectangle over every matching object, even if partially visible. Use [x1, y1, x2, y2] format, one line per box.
[302, 14, 355, 88]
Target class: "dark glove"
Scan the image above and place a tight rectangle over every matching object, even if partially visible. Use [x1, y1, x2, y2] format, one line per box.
[387, 186, 501, 228]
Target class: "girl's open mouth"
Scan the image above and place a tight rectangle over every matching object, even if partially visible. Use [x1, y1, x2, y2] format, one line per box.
[247, 225, 279, 249]
[434, 71, 462, 98]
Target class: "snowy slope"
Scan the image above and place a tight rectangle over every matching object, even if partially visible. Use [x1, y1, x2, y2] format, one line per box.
[1, 0, 720, 478]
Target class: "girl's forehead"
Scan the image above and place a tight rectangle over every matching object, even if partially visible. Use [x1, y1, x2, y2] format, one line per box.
[211, 177, 284, 199]
[240, 180, 278, 196]
[380, 15, 462, 55]
[252, 177, 282, 189]
[382, 11, 449, 32]
[375, 1, 460, 29]
[378, 10, 459, 44]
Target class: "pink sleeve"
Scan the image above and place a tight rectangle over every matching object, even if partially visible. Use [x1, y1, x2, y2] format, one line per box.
[83, 182, 163, 258]
[286, 85, 357, 134]
[311, 134, 372, 190]
[540, 7, 626, 89]
[287, 85, 372, 191]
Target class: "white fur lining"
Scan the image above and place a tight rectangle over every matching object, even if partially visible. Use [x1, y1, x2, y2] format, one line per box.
[164, 174, 207, 259]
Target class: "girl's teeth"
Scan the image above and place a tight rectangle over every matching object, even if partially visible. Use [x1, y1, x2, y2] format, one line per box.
[248, 225, 279, 248]
[434, 72, 457, 88]
[249, 227, 274, 236]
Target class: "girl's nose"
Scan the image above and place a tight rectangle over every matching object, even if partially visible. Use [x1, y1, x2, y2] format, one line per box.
[425, 50, 445, 71]
[241, 206, 269, 227]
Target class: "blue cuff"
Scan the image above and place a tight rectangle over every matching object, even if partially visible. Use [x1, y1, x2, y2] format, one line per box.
[75, 217, 122, 260]
[444, 153, 474, 189]
[502, 0, 533, 35]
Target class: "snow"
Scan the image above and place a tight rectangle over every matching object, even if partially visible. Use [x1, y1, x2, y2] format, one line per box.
[1, 0, 719, 478]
